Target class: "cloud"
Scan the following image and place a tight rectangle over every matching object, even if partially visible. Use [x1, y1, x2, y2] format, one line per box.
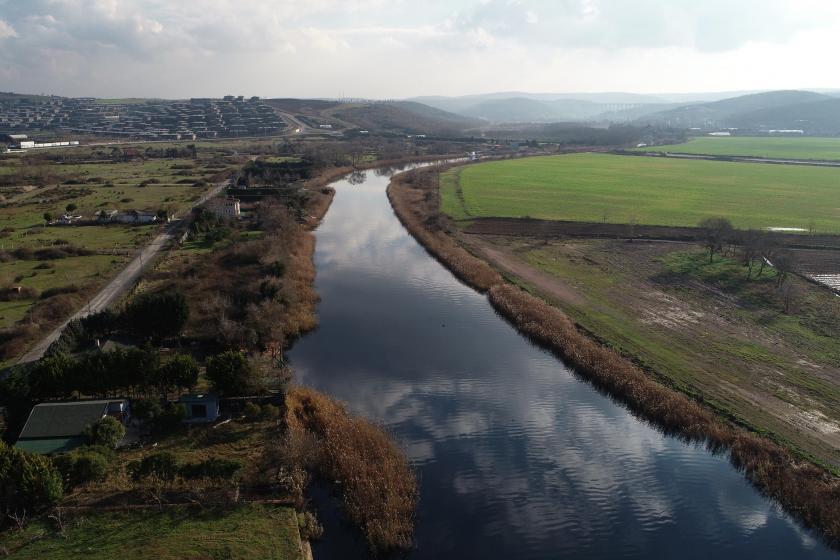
[0, 0, 839, 98]
[0, 19, 17, 39]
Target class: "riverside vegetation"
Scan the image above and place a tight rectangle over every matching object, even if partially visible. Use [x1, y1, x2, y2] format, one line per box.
[0, 144, 459, 557]
[388, 164, 840, 546]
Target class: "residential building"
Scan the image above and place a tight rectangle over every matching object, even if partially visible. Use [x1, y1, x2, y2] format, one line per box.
[206, 196, 241, 219]
[15, 399, 130, 455]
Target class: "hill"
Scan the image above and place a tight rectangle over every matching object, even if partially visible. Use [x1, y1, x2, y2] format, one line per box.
[639, 90, 831, 129]
[413, 92, 669, 123]
[329, 101, 482, 136]
[730, 98, 840, 133]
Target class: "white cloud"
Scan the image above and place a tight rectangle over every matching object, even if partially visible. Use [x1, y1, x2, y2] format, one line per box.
[0, 19, 17, 39]
[0, 0, 838, 97]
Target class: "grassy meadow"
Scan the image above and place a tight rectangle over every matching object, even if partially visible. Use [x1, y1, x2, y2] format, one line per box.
[0, 505, 302, 559]
[0, 144, 238, 357]
[635, 136, 840, 161]
[442, 153, 840, 231]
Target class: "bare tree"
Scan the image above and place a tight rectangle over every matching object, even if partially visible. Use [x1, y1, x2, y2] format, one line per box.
[756, 232, 780, 278]
[698, 217, 734, 264]
[773, 250, 797, 288]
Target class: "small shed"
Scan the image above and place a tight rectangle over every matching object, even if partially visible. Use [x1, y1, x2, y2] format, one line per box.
[178, 394, 220, 424]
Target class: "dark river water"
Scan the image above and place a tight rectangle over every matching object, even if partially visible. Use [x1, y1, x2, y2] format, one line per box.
[287, 165, 837, 560]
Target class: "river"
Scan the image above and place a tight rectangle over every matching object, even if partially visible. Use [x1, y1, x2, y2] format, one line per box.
[287, 164, 837, 560]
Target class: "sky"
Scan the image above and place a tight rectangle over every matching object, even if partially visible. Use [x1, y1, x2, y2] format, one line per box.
[0, 0, 839, 99]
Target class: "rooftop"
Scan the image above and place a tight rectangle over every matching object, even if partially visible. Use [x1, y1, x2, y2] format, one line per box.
[18, 399, 126, 440]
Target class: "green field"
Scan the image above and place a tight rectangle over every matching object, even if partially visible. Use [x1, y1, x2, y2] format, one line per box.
[635, 136, 840, 161]
[442, 154, 840, 231]
[0, 506, 303, 559]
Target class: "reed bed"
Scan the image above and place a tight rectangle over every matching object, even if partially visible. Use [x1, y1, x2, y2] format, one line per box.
[388, 168, 502, 291]
[387, 164, 840, 546]
[286, 386, 418, 554]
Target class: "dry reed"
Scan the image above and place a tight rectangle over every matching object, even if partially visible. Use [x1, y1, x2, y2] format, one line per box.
[286, 386, 418, 553]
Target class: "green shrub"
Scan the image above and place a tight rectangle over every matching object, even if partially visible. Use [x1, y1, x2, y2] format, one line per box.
[53, 447, 109, 488]
[244, 401, 261, 421]
[132, 398, 163, 423]
[85, 416, 125, 448]
[179, 458, 242, 481]
[261, 403, 280, 421]
[0, 441, 64, 515]
[129, 452, 180, 482]
[151, 403, 186, 435]
[206, 351, 254, 397]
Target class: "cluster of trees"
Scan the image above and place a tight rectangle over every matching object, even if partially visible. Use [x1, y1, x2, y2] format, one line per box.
[238, 158, 313, 187]
[5, 348, 198, 404]
[47, 290, 190, 356]
[698, 217, 797, 285]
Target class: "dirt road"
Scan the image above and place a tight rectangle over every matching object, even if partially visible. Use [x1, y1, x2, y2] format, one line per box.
[17, 180, 229, 364]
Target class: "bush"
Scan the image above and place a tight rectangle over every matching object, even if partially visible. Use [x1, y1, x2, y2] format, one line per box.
[151, 403, 186, 435]
[52, 447, 109, 488]
[243, 401, 261, 421]
[298, 511, 324, 540]
[179, 458, 242, 481]
[261, 403, 280, 421]
[0, 286, 39, 301]
[129, 452, 180, 482]
[132, 398, 163, 423]
[40, 284, 80, 300]
[0, 441, 64, 515]
[206, 351, 254, 397]
[85, 416, 126, 448]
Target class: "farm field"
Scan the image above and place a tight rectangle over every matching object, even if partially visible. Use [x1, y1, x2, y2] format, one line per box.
[634, 136, 840, 161]
[441, 153, 840, 231]
[467, 235, 840, 468]
[0, 505, 303, 560]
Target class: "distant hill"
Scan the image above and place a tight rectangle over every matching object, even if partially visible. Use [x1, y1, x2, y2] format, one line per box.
[730, 98, 840, 133]
[413, 92, 670, 123]
[331, 101, 482, 136]
[638, 90, 832, 129]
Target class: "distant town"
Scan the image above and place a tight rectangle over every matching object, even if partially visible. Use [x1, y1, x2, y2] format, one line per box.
[0, 94, 285, 142]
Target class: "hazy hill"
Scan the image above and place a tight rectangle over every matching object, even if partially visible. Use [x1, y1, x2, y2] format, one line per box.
[730, 98, 840, 133]
[331, 101, 483, 135]
[413, 92, 668, 123]
[638, 90, 831, 128]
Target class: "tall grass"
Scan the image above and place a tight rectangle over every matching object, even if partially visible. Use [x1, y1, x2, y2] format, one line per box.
[388, 164, 840, 546]
[286, 386, 418, 553]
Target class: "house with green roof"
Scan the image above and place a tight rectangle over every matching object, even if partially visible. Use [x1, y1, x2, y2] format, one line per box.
[15, 399, 129, 455]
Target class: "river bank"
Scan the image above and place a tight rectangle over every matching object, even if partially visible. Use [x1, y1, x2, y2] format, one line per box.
[387, 164, 840, 546]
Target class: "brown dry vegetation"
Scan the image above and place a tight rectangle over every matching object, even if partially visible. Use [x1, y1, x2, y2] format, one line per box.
[387, 164, 840, 546]
[285, 386, 418, 553]
[148, 206, 319, 351]
[388, 167, 502, 291]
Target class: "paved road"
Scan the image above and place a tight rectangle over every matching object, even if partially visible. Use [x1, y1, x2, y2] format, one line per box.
[17, 180, 229, 364]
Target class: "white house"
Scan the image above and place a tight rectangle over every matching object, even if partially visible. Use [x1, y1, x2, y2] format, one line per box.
[206, 197, 241, 219]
